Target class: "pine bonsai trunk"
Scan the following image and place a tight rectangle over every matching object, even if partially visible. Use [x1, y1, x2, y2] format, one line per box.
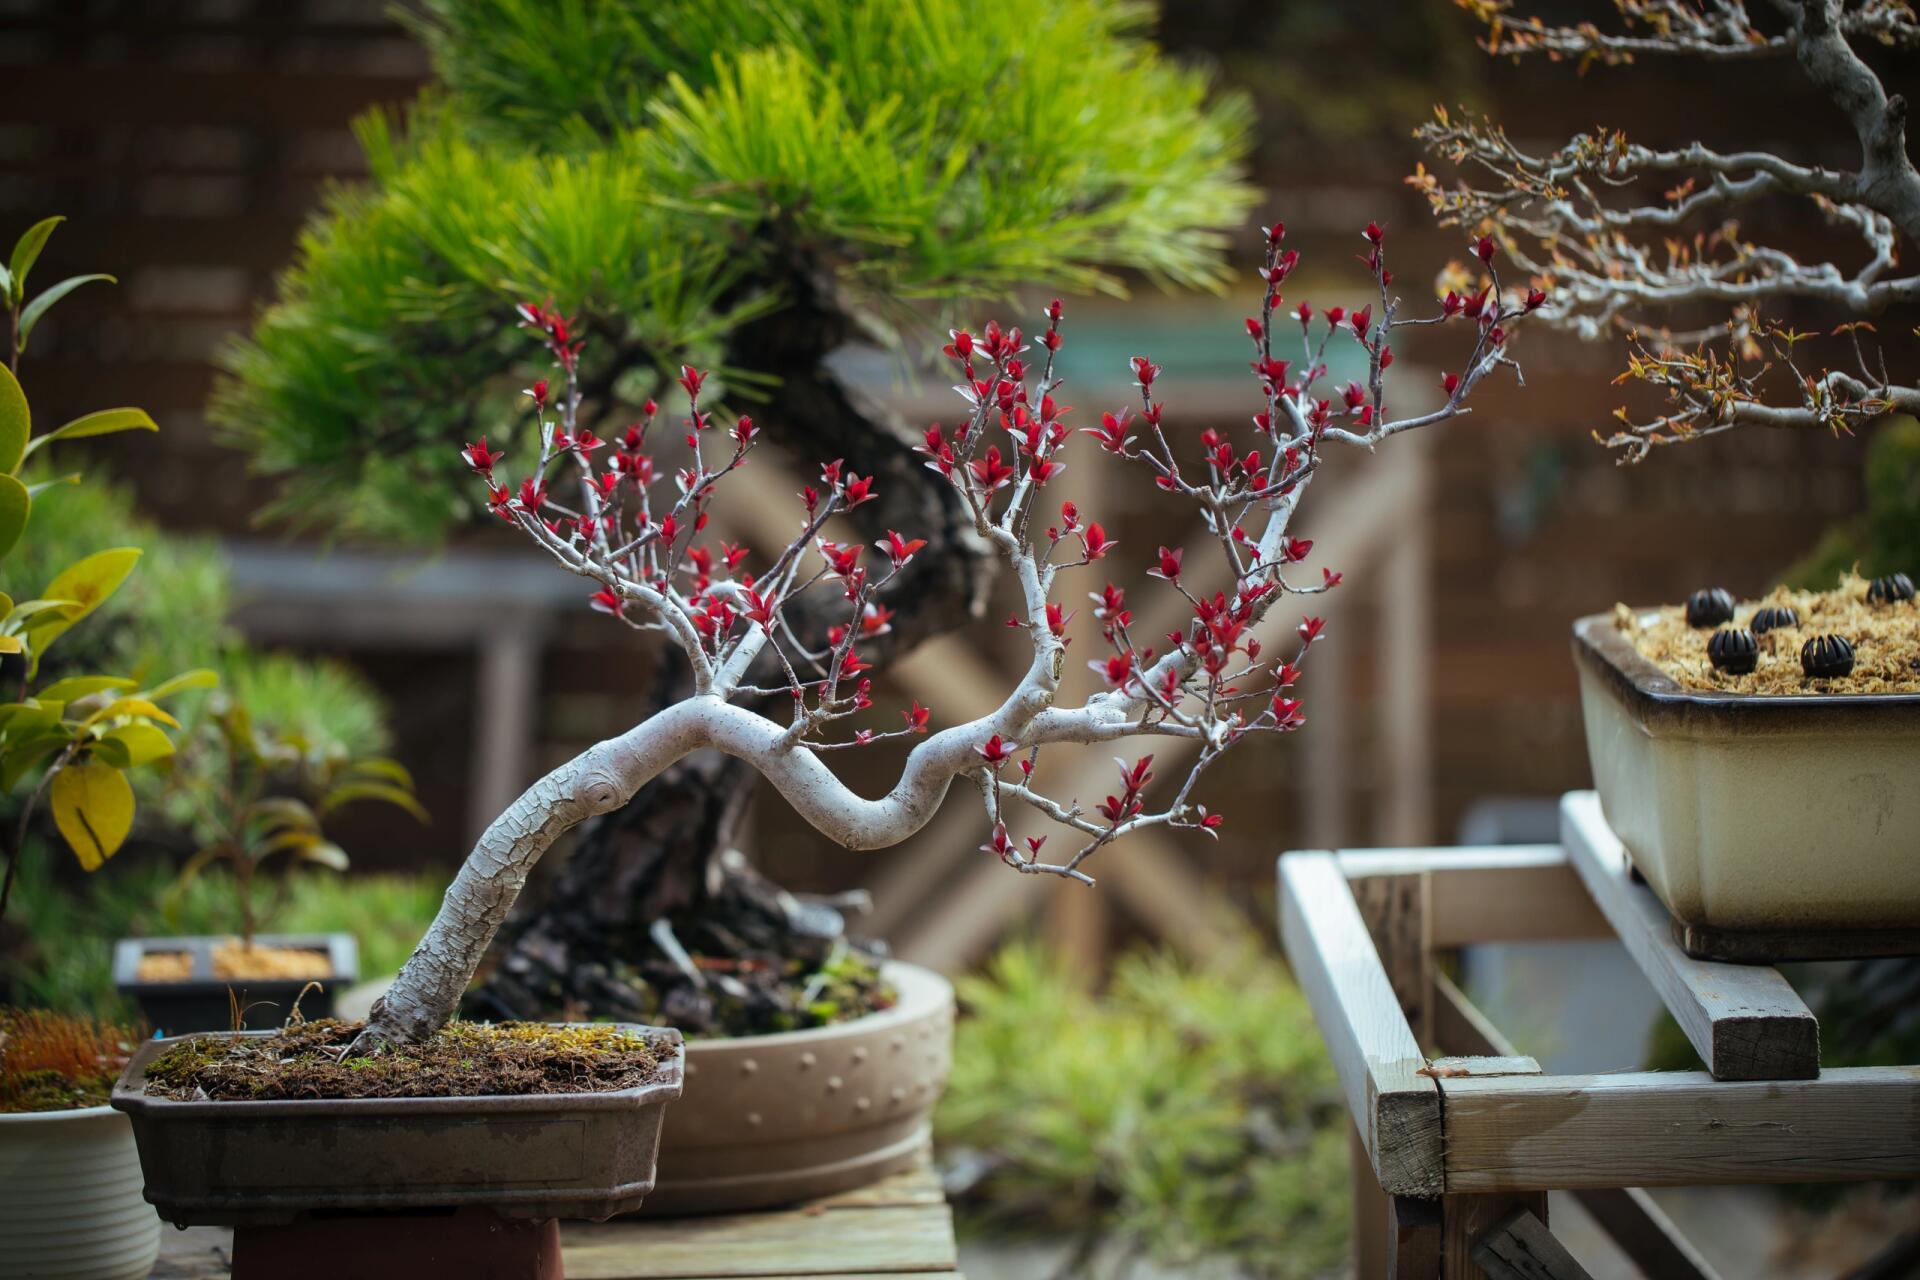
[464, 269, 992, 1029]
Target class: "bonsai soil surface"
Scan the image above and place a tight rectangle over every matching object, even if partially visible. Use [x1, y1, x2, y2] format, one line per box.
[140, 1019, 674, 1102]
[136, 939, 331, 983]
[1621, 574, 1920, 695]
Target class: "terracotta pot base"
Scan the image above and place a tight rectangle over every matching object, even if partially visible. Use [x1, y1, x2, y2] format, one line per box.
[231, 1209, 560, 1280]
[641, 962, 953, 1215]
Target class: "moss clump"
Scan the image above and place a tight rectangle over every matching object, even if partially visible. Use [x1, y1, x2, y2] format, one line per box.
[0, 1008, 143, 1113]
[142, 1018, 672, 1102]
[1620, 573, 1920, 695]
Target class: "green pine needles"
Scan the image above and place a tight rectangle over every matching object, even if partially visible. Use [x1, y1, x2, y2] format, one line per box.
[214, 0, 1254, 538]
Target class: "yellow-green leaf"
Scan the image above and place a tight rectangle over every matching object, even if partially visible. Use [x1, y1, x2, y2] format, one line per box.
[84, 696, 179, 729]
[50, 761, 134, 871]
[9, 216, 62, 301]
[18, 274, 113, 349]
[23, 407, 158, 459]
[25, 547, 140, 666]
[0, 634, 19, 655]
[145, 668, 219, 700]
[0, 363, 27, 474]
[39, 675, 136, 702]
[100, 721, 174, 767]
[320, 780, 429, 824]
[25, 473, 78, 498]
[296, 841, 350, 872]
[0, 473, 27, 560]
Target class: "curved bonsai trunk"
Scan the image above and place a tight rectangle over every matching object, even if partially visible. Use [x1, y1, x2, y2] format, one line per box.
[462, 270, 992, 1029]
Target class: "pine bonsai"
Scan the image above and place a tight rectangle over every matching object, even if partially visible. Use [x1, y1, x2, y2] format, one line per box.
[215, 0, 1259, 1030]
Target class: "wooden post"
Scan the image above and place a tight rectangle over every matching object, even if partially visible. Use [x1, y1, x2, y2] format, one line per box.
[1351, 872, 1434, 1049]
[1390, 1195, 1444, 1279]
[1353, 1125, 1391, 1280]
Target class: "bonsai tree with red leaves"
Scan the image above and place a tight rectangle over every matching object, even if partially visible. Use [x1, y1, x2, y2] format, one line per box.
[362, 219, 1544, 1046]
[216, 0, 1258, 1031]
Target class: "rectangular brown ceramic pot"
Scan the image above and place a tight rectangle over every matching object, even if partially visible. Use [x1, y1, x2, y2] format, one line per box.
[1572, 613, 1920, 949]
[111, 1024, 683, 1226]
[113, 933, 357, 1033]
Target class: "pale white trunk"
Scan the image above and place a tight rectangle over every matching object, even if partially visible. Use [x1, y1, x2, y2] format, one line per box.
[364, 666, 1062, 1043]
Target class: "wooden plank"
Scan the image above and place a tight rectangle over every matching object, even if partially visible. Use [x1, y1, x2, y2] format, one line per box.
[1338, 848, 1610, 947]
[1445, 1194, 1548, 1280]
[1440, 1065, 1920, 1191]
[1429, 973, 1723, 1280]
[1560, 793, 1820, 1082]
[1422, 1056, 1541, 1079]
[1571, 1188, 1722, 1280]
[154, 1166, 956, 1280]
[1278, 852, 1444, 1196]
[1351, 871, 1435, 1047]
[801, 1162, 947, 1210]
[1470, 1208, 1593, 1280]
[561, 1201, 957, 1278]
[1354, 1126, 1392, 1280]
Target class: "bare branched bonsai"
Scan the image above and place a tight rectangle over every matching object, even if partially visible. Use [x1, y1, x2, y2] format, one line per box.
[1412, 0, 1918, 459]
[363, 219, 1543, 1045]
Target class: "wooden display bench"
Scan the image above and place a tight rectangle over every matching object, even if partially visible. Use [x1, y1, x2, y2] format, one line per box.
[1278, 790, 1920, 1280]
[152, 1156, 962, 1280]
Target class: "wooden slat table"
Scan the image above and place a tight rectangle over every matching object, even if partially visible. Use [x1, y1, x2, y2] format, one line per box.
[153, 1160, 961, 1280]
[1280, 790, 1920, 1280]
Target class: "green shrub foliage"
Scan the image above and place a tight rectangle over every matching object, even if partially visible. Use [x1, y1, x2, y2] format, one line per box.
[214, 0, 1254, 538]
[938, 943, 1347, 1278]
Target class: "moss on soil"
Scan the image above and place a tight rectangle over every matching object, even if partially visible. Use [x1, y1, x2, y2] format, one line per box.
[142, 1018, 673, 1102]
[0, 1009, 142, 1113]
[1621, 573, 1920, 695]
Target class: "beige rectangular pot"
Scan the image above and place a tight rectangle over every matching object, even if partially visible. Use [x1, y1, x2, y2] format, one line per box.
[1572, 613, 1920, 946]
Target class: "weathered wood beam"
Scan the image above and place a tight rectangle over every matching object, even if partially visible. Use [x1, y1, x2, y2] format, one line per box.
[1470, 1207, 1593, 1280]
[1338, 847, 1610, 947]
[1429, 971, 1724, 1280]
[1560, 792, 1819, 1081]
[1441, 1065, 1920, 1191]
[1278, 852, 1444, 1197]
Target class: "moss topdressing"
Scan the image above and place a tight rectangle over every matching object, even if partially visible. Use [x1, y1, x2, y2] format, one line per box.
[0, 1009, 142, 1113]
[142, 1018, 672, 1102]
[1621, 573, 1920, 695]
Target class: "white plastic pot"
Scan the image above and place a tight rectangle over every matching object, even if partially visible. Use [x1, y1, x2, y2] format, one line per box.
[0, 1104, 160, 1280]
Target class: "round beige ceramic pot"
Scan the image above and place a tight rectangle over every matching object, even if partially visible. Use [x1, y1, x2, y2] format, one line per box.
[641, 961, 953, 1215]
[0, 1104, 160, 1280]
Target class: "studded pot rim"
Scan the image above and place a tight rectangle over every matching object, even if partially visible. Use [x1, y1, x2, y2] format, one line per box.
[679, 960, 950, 1054]
[643, 961, 953, 1215]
